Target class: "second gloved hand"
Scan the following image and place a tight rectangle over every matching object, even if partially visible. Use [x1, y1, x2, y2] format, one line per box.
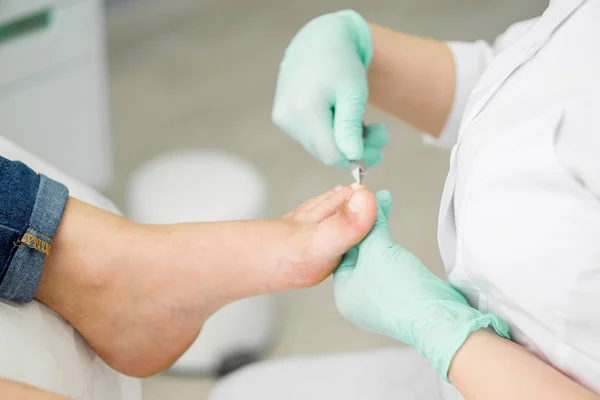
[333, 191, 511, 381]
[272, 10, 388, 169]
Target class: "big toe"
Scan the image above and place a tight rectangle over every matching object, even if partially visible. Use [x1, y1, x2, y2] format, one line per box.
[313, 186, 378, 257]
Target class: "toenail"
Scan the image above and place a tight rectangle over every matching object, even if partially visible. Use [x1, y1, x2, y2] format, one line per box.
[351, 183, 360, 191]
[348, 191, 365, 212]
[334, 185, 343, 192]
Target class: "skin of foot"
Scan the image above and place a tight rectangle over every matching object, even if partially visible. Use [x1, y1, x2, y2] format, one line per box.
[34, 185, 378, 377]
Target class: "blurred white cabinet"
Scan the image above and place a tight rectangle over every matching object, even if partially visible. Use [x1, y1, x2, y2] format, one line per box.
[0, 0, 112, 190]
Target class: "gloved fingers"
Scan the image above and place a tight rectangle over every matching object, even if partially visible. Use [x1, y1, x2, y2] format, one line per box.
[327, 125, 387, 169]
[358, 191, 394, 251]
[375, 190, 393, 219]
[333, 81, 367, 161]
[363, 148, 382, 169]
[273, 97, 346, 167]
[303, 141, 319, 162]
[333, 245, 359, 283]
[335, 158, 351, 170]
[360, 123, 388, 168]
[307, 108, 346, 167]
[363, 124, 389, 150]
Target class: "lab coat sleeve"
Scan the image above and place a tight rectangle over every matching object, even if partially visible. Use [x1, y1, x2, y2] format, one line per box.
[420, 40, 495, 151]
[422, 18, 540, 151]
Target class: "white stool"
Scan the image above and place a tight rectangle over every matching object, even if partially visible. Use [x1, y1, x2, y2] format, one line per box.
[125, 150, 277, 375]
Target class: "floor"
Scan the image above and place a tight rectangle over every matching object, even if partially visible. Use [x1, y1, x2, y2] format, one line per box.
[104, 1, 547, 398]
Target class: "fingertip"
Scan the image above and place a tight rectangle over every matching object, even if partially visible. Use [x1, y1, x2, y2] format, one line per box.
[364, 124, 389, 149]
[335, 158, 351, 170]
[375, 190, 393, 218]
[375, 189, 392, 203]
[363, 148, 382, 168]
[332, 103, 366, 160]
[338, 135, 364, 161]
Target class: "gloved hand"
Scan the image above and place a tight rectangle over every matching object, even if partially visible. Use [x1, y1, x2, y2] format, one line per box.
[333, 190, 511, 381]
[272, 10, 388, 169]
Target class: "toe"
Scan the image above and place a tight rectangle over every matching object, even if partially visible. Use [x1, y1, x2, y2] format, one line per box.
[287, 186, 339, 217]
[312, 187, 378, 258]
[301, 186, 353, 221]
[288, 186, 352, 221]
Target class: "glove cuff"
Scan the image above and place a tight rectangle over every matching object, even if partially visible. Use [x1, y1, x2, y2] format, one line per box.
[432, 312, 511, 382]
[336, 10, 374, 67]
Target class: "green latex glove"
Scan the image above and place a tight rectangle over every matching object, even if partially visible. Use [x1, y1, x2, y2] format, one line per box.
[272, 10, 388, 169]
[334, 191, 511, 381]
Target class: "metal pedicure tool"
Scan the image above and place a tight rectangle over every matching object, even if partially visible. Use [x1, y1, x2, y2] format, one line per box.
[349, 124, 368, 185]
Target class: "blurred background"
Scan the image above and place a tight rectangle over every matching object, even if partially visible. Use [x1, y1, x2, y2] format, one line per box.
[1, 0, 547, 398]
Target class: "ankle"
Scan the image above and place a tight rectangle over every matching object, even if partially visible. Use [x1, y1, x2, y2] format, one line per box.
[36, 200, 134, 318]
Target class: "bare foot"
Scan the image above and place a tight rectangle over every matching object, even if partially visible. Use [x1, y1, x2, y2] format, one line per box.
[35, 185, 377, 377]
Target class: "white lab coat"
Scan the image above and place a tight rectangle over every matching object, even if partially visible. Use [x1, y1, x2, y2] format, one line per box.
[441, 0, 600, 393]
[208, 0, 600, 398]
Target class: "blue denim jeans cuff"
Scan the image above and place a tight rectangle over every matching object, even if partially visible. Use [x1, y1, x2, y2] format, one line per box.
[0, 175, 69, 302]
